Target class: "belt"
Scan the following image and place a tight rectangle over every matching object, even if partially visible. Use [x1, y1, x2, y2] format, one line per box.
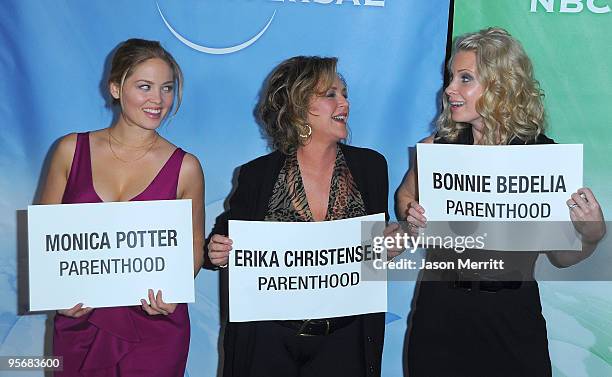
[450, 279, 522, 292]
[276, 316, 356, 336]
[444, 270, 523, 293]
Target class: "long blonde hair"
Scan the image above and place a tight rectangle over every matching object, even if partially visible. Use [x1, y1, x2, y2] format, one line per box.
[437, 28, 545, 145]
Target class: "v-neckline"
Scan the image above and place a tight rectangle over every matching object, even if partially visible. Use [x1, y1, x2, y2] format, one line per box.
[295, 148, 340, 222]
[87, 132, 179, 203]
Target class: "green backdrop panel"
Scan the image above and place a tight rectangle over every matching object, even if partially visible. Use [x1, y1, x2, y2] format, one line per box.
[453, 0, 611, 213]
[453, 2, 612, 376]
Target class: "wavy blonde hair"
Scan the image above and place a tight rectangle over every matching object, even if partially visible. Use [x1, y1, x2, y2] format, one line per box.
[437, 27, 545, 145]
[257, 56, 338, 154]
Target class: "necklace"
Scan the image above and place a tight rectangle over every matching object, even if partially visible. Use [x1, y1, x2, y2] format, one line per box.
[108, 129, 158, 163]
[108, 128, 157, 149]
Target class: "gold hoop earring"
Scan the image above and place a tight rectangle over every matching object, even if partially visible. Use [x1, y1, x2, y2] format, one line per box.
[299, 124, 312, 139]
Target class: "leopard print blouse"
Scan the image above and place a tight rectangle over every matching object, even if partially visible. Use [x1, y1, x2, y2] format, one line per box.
[265, 147, 366, 222]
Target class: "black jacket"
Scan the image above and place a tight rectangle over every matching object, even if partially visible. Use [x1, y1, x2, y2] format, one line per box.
[209, 143, 389, 377]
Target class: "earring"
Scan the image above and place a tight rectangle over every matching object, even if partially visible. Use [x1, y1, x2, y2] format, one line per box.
[299, 124, 312, 139]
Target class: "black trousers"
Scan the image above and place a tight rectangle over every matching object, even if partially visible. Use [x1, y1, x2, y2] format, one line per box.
[245, 319, 366, 377]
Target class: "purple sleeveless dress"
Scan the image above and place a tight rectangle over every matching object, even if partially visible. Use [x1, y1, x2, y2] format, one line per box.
[54, 132, 190, 377]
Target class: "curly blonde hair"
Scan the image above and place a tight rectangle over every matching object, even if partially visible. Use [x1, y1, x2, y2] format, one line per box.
[437, 27, 545, 145]
[257, 56, 338, 154]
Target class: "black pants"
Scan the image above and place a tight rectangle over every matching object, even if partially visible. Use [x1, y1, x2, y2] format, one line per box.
[245, 319, 366, 377]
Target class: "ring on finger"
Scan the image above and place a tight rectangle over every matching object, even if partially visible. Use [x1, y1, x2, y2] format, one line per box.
[568, 203, 578, 209]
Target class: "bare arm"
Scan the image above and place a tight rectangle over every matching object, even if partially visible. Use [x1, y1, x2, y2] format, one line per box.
[396, 135, 434, 222]
[177, 153, 205, 277]
[39, 133, 77, 205]
[396, 166, 418, 221]
[39, 134, 93, 317]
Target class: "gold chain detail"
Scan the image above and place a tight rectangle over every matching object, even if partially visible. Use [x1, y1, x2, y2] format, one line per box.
[108, 128, 157, 149]
[108, 129, 158, 163]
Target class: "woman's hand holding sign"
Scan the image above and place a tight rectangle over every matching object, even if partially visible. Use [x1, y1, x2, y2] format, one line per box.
[546, 187, 606, 267]
[567, 188, 606, 244]
[59, 290, 180, 317]
[141, 289, 177, 316]
[383, 223, 407, 260]
[57, 303, 93, 318]
[208, 234, 233, 268]
[405, 201, 427, 238]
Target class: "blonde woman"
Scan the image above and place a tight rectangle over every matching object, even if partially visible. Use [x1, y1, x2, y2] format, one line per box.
[40, 39, 204, 377]
[397, 28, 605, 376]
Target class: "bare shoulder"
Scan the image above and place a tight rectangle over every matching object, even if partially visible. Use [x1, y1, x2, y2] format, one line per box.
[39, 133, 79, 204]
[177, 152, 204, 199]
[52, 133, 79, 165]
[180, 153, 204, 181]
[55, 132, 78, 153]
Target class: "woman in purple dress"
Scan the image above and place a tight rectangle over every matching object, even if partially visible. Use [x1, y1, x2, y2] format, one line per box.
[39, 39, 204, 377]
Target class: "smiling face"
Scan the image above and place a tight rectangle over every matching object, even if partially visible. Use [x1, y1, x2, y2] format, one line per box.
[306, 75, 349, 144]
[445, 50, 484, 131]
[110, 58, 175, 130]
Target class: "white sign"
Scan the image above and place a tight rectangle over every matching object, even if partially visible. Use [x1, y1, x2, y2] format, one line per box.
[228, 213, 387, 322]
[27, 200, 195, 311]
[417, 144, 583, 250]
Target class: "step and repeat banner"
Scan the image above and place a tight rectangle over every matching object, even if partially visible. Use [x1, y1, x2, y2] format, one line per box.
[453, 1, 611, 375]
[2, 0, 608, 375]
[0, 1, 449, 376]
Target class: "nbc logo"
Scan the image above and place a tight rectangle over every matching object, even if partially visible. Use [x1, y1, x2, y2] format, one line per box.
[530, 0, 611, 13]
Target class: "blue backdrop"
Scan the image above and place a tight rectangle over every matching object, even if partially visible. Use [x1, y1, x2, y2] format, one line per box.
[0, 1, 450, 376]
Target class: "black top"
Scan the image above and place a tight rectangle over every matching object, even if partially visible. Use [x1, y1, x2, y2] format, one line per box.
[435, 127, 555, 145]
